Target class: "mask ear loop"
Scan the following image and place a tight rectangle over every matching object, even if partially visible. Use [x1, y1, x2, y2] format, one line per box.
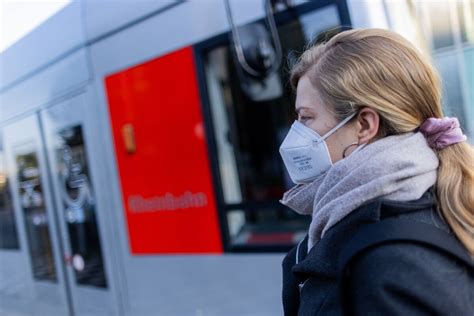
[320, 112, 357, 141]
[342, 142, 359, 158]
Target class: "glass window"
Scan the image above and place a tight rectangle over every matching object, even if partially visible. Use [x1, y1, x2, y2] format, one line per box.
[0, 130, 20, 249]
[414, 0, 473, 140]
[433, 52, 467, 129]
[56, 125, 107, 288]
[202, 4, 341, 250]
[299, 5, 341, 41]
[227, 208, 308, 247]
[15, 146, 56, 281]
[427, 1, 455, 49]
[463, 47, 474, 141]
[457, 0, 474, 44]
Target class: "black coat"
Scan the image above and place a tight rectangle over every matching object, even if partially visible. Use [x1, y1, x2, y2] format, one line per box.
[282, 189, 474, 315]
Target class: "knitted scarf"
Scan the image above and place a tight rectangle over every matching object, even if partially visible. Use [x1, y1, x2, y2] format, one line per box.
[280, 132, 439, 252]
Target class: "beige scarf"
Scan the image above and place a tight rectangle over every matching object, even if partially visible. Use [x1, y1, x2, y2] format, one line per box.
[280, 132, 439, 252]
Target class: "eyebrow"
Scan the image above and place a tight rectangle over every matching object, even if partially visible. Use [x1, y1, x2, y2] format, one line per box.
[295, 106, 313, 115]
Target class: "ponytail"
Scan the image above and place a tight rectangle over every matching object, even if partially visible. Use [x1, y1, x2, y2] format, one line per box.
[436, 142, 474, 255]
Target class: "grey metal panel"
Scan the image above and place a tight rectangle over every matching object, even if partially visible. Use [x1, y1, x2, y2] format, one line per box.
[0, 48, 90, 125]
[0, 251, 33, 315]
[89, 0, 266, 78]
[82, 0, 178, 41]
[87, 81, 132, 315]
[125, 254, 285, 316]
[0, 1, 85, 91]
[88, 1, 287, 315]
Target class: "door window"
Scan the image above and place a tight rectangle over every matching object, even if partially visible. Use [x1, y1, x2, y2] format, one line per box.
[0, 130, 20, 250]
[56, 125, 107, 288]
[15, 147, 56, 280]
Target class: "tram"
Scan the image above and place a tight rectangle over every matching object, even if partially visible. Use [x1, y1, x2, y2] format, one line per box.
[0, 0, 472, 315]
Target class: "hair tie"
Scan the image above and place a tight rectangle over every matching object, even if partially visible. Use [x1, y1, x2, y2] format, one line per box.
[419, 117, 467, 150]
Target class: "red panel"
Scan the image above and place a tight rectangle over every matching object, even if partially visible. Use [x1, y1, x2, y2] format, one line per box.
[104, 47, 223, 254]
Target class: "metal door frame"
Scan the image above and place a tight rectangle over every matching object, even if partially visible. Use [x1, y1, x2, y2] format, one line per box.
[40, 90, 123, 315]
[3, 114, 72, 315]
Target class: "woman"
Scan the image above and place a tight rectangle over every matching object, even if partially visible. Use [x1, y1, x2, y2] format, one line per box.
[279, 28, 473, 315]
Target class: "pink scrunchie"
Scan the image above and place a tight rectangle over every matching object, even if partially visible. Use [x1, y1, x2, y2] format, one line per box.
[419, 117, 467, 150]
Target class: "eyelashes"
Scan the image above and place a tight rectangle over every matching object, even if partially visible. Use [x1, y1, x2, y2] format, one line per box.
[298, 116, 312, 123]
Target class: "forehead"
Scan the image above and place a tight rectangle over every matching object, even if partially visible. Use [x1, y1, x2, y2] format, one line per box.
[295, 75, 327, 114]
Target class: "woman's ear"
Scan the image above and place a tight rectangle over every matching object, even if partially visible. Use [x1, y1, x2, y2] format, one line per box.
[356, 107, 380, 144]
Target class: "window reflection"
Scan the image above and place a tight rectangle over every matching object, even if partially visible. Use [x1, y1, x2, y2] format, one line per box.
[203, 5, 340, 249]
[463, 47, 474, 140]
[457, 0, 474, 44]
[434, 52, 467, 126]
[227, 208, 309, 247]
[427, 1, 454, 49]
[417, 0, 474, 140]
[0, 132, 20, 250]
[56, 125, 107, 288]
[15, 148, 56, 280]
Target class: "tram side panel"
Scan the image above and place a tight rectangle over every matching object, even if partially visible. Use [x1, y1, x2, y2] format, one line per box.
[103, 45, 284, 315]
[0, 0, 400, 314]
[89, 2, 289, 315]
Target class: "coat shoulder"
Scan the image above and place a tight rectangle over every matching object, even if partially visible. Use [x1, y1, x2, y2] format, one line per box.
[345, 240, 474, 315]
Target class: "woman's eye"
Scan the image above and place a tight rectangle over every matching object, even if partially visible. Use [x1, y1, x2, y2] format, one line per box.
[299, 116, 312, 122]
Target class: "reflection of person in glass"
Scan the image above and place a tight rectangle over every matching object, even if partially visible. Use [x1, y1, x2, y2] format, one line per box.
[60, 144, 94, 225]
[58, 127, 107, 288]
[16, 153, 56, 280]
[280, 28, 473, 315]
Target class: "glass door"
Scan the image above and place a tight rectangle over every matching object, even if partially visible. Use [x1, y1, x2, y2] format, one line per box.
[3, 115, 71, 315]
[40, 92, 121, 315]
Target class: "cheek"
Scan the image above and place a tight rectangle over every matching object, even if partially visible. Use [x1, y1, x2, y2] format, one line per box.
[334, 131, 352, 148]
[325, 129, 354, 163]
[307, 119, 335, 136]
[325, 136, 345, 163]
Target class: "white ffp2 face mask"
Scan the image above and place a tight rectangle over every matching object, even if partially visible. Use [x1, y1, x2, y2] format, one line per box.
[279, 113, 356, 184]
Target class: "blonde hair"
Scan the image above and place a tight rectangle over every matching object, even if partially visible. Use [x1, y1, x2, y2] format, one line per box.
[290, 28, 474, 255]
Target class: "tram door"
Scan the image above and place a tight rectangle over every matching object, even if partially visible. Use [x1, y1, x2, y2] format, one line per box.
[40, 92, 121, 315]
[3, 115, 70, 315]
[3, 92, 120, 315]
